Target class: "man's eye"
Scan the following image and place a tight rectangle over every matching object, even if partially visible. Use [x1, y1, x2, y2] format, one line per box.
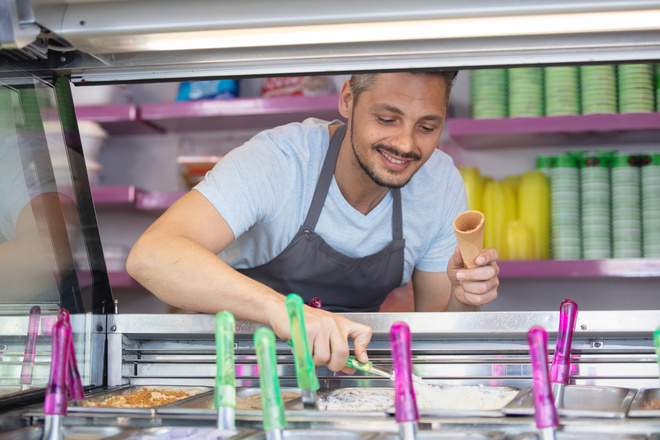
[377, 117, 394, 124]
[420, 126, 436, 133]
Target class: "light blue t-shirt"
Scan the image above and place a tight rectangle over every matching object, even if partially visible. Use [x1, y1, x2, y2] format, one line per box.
[195, 118, 467, 286]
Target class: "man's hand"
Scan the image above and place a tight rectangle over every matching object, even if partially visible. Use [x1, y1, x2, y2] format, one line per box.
[268, 305, 372, 373]
[447, 245, 499, 309]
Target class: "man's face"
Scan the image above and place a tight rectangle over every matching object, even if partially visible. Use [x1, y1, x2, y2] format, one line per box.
[345, 73, 448, 189]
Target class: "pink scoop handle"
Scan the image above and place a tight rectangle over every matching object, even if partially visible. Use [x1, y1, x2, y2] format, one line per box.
[528, 325, 558, 430]
[20, 306, 41, 385]
[44, 318, 71, 415]
[390, 321, 418, 423]
[57, 309, 84, 401]
[550, 299, 578, 385]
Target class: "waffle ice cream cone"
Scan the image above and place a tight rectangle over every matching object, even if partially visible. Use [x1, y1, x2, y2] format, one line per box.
[453, 210, 485, 269]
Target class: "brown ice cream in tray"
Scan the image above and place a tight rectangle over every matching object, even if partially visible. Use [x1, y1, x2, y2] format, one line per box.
[68, 385, 212, 415]
[156, 387, 302, 416]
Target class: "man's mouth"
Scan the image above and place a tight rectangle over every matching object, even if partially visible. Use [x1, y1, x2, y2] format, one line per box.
[380, 150, 408, 165]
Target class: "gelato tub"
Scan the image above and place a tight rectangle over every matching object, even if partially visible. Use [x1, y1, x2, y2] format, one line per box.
[68, 385, 212, 415]
[413, 384, 522, 417]
[626, 387, 660, 417]
[0, 425, 133, 440]
[502, 384, 636, 419]
[157, 387, 302, 415]
[373, 431, 506, 440]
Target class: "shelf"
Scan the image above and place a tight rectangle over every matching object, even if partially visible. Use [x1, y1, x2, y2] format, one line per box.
[108, 271, 141, 288]
[75, 104, 162, 136]
[140, 94, 343, 132]
[448, 113, 660, 149]
[103, 258, 660, 290]
[498, 259, 660, 278]
[91, 186, 186, 211]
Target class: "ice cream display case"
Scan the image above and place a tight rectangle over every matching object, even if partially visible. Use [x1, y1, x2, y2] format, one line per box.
[2, 310, 659, 439]
[2, 0, 660, 438]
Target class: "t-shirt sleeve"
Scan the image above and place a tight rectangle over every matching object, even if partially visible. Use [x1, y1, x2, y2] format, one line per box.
[414, 164, 468, 273]
[193, 129, 295, 238]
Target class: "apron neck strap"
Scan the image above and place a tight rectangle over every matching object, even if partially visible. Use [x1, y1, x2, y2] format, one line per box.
[303, 124, 403, 241]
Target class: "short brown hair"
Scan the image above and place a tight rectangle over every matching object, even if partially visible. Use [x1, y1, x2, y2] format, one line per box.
[349, 71, 458, 107]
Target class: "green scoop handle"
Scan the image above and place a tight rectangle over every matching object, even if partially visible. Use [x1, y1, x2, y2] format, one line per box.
[214, 311, 236, 409]
[255, 327, 287, 431]
[654, 326, 660, 381]
[285, 294, 320, 391]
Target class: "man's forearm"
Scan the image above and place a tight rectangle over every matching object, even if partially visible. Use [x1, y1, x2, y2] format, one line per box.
[126, 234, 285, 325]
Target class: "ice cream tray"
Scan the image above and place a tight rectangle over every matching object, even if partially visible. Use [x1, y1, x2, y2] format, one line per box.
[157, 387, 303, 416]
[501, 384, 637, 419]
[400, 385, 523, 418]
[626, 388, 660, 418]
[67, 385, 213, 415]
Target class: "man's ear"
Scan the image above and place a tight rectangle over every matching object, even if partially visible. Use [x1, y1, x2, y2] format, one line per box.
[338, 79, 353, 119]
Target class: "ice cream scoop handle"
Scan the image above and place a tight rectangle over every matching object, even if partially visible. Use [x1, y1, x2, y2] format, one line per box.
[44, 319, 71, 416]
[20, 306, 40, 385]
[214, 311, 236, 409]
[255, 327, 286, 431]
[390, 321, 418, 424]
[528, 325, 558, 430]
[550, 299, 578, 385]
[285, 294, 319, 392]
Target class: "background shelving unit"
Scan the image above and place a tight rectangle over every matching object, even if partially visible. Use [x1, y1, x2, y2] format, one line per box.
[447, 113, 660, 149]
[78, 94, 660, 306]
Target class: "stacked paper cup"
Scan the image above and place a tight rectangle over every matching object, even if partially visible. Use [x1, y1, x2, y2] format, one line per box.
[537, 155, 554, 259]
[508, 68, 544, 117]
[536, 156, 554, 179]
[469, 69, 508, 119]
[617, 64, 655, 113]
[551, 155, 581, 260]
[656, 63, 660, 111]
[641, 154, 660, 257]
[611, 154, 642, 258]
[580, 154, 612, 259]
[580, 65, 617, 114]
[544, 66, 580, 116]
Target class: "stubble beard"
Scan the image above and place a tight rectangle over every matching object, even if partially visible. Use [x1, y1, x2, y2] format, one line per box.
[349, 110, 420, 189]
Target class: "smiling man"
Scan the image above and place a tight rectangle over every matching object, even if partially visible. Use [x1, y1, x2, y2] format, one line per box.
[127, 71, 500, 373]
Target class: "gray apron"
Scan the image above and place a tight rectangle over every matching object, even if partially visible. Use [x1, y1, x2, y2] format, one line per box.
[237, 124, 405, 312]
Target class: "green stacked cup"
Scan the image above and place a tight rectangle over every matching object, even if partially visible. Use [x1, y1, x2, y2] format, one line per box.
[580, 65, 617, 115]
[536, 155, 554, 179]
[611, 154, 642, 258]
[544, 66, 580, 116]
[508, 68, 544, 117]
[551, 154, 581, 260]
[580, 154, 612, 259]
[641, 153, 660, 257]
[469, 69, 508, 119]
[618, 64, 655, 113]
[656, 63, 660, 111]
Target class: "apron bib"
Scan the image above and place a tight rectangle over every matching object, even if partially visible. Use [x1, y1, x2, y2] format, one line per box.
[237, 124, 405, 312]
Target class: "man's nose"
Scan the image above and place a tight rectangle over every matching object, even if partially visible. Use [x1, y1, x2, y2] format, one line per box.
[390, 127, 414, 153]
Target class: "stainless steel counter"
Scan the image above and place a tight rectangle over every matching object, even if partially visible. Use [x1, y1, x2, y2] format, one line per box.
[106, 311, 659, 389]
[3, 310, 660, 438]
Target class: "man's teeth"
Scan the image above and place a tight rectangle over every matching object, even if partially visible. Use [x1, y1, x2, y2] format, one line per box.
[381, 151, 407, 164]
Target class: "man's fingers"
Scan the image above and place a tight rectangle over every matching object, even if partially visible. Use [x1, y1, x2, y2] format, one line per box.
[348, 324, 373, 363]
[458, 263, 499, 282]
[326, 329, 350, 372]
[476, 248, 499, 266]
